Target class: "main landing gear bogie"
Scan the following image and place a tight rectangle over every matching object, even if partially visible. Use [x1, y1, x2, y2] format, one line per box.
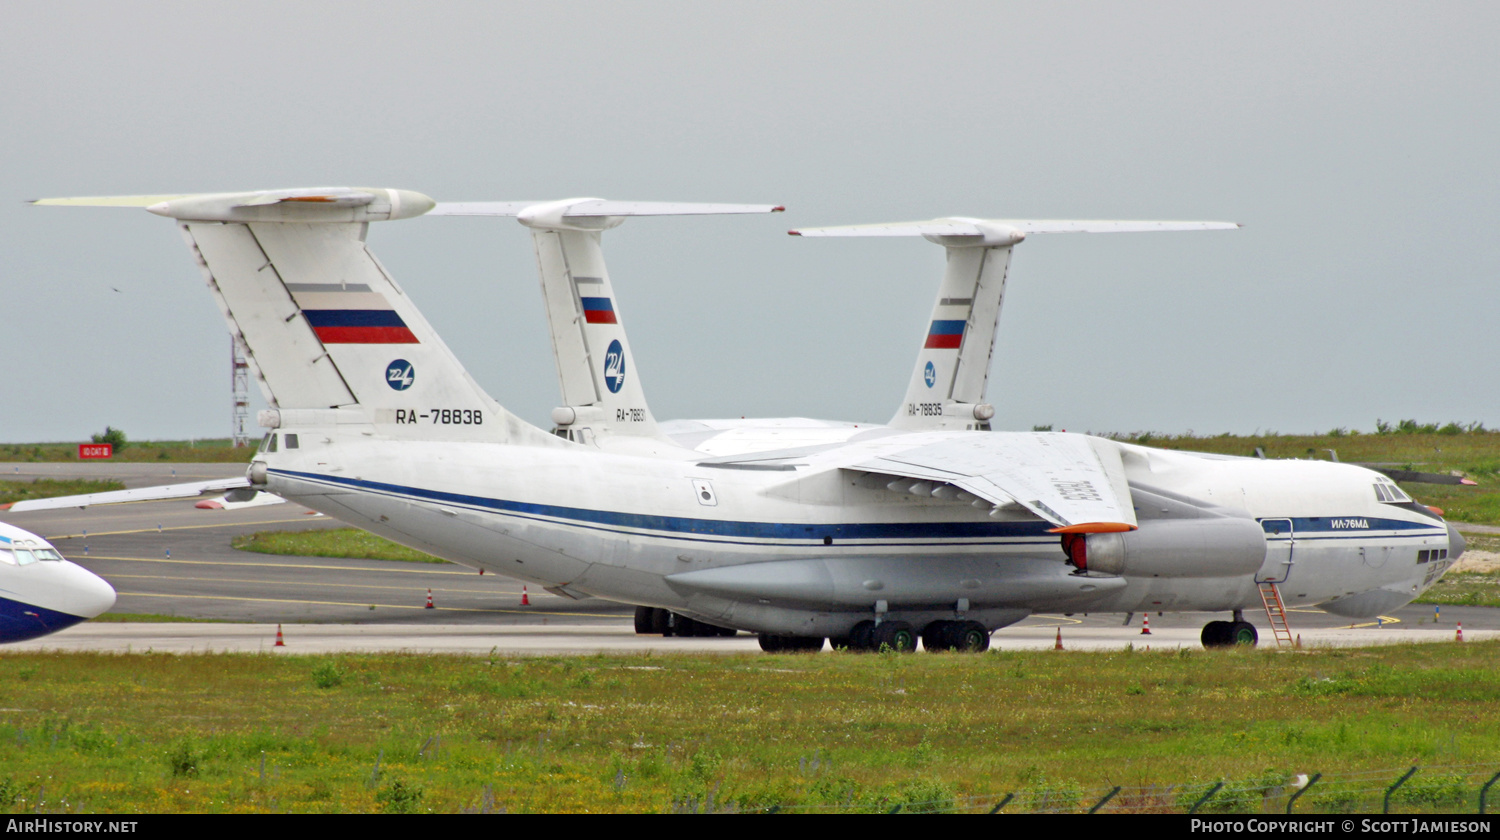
[828, 619, 989, 653]
[1200, 619, 1258, 649]
[633, 606, 737, 638]
[921, 619, 991, 653]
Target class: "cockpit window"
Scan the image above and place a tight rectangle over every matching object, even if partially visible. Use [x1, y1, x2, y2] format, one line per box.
[32, 549, 62, 561]
[1374, 481, 1411, 504]
[14, 550, 36, 566]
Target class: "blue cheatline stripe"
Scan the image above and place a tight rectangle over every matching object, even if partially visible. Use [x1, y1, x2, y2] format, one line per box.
[1260, 517, 1443, 535]
[927, 319, 966, 335]
[271, 468, 1057, 543]
[0, 594, 86, 643]
[302, 309, 408, 328]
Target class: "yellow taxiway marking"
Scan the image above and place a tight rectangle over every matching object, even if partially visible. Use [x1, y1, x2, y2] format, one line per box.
[104, 572, 526, 595]
[1346, 615, 1401, 629]
[116, 591, 622, 618]
[45, 517, 325, 540]
[1024, 614, 1085, 627]
[64, 555, 471, 576]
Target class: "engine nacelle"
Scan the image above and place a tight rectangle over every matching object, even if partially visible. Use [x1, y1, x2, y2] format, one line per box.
[1073, 517, 1267, 578]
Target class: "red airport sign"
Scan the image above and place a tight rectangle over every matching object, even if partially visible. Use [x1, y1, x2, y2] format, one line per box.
[79, 444, 113, 459]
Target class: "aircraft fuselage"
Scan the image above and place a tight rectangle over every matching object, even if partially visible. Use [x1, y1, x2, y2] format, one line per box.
[256, 429, 1456, 637]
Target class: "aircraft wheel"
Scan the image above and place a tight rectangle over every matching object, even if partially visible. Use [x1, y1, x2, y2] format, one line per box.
[1200, 620, 1232, 648]
[650, 608, 674, 637]
[921, 620, 955, 652]
[955, 620, 991, 653]
[759, 635, 823, 653]
[1229, 621, 1258, 647]
[849, 620, 877, 652]
[634, 606, 655, 635]
[873, 620, 917, 652]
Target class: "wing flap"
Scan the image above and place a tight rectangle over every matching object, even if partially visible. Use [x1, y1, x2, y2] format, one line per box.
[854, 433, 1137, 531]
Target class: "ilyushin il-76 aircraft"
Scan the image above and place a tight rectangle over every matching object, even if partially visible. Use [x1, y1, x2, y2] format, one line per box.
[434, 198, 1253, 637]
[34, 187, 1464, 652]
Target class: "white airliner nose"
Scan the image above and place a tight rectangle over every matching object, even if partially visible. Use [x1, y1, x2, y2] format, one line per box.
[55, 561, 117, 619]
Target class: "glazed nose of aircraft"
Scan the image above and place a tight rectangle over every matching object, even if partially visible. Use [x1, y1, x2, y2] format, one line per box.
[57, 561, 117, 619]
[1447, 524, 1466, 562]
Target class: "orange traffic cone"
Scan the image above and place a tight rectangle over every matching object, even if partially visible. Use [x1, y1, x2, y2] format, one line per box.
[1140, 615, 1152, 635]
[520, 586, 531, 606]
[1457, 622, 1464, 642]
[1054, 627, 1063, 650]
[274, 624, 285, 647]
[425, 589, 434, 609]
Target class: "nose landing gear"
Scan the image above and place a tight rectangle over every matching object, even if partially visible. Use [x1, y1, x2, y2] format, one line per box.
[1201, 619, 1258, 648]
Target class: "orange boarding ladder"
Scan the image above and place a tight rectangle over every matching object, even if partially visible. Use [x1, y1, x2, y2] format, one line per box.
[1257, 581, 1295, 647]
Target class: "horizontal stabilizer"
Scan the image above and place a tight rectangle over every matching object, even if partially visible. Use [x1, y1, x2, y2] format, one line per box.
[5, 477, 252, 512]
[30, 194, 191, 207]
[430, 200, 784, 218]
[32, 188, 435, 223]
[791, 218, 1239, 238]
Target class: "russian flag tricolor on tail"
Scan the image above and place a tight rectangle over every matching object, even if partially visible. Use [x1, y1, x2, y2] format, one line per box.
[581, 297, 618, 324]
[924, 319, 966, 349]
[287, 283, 420, 344]
[302, 310, 419, 344]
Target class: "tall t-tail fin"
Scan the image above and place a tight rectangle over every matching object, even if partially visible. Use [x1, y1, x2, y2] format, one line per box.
[430, 199, 783, 446]
[790, 218, 1239, 430]
[33, 188, 554, 445]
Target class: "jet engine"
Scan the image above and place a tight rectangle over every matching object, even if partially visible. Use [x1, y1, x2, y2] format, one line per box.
[1063, 517, 1267, 578]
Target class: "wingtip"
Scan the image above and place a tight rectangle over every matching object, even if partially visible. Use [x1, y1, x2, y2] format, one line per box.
[771, 205, 786, 213]
[787, 229, 802, 236]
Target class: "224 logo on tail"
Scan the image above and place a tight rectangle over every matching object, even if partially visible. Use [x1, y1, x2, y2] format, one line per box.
[386, 360, 415, 391]
[604, 340, 626, 394]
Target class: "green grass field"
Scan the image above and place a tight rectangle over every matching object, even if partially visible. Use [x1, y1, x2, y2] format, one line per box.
[0, 439, 254, 464]
[0, 479, 125, 507]
[232, 528, 445, 564]
[2, 644, 1500, 814]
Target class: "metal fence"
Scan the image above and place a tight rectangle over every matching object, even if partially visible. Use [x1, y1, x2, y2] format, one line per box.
[696, 764, 1500, 814]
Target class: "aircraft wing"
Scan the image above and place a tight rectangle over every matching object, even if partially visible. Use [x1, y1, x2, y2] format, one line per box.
[4, 477, 253, 512]
[853, 433, 1137, 533]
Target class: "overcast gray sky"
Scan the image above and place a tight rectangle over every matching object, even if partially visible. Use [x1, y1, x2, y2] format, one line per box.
[5, 2, 1498, 443]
